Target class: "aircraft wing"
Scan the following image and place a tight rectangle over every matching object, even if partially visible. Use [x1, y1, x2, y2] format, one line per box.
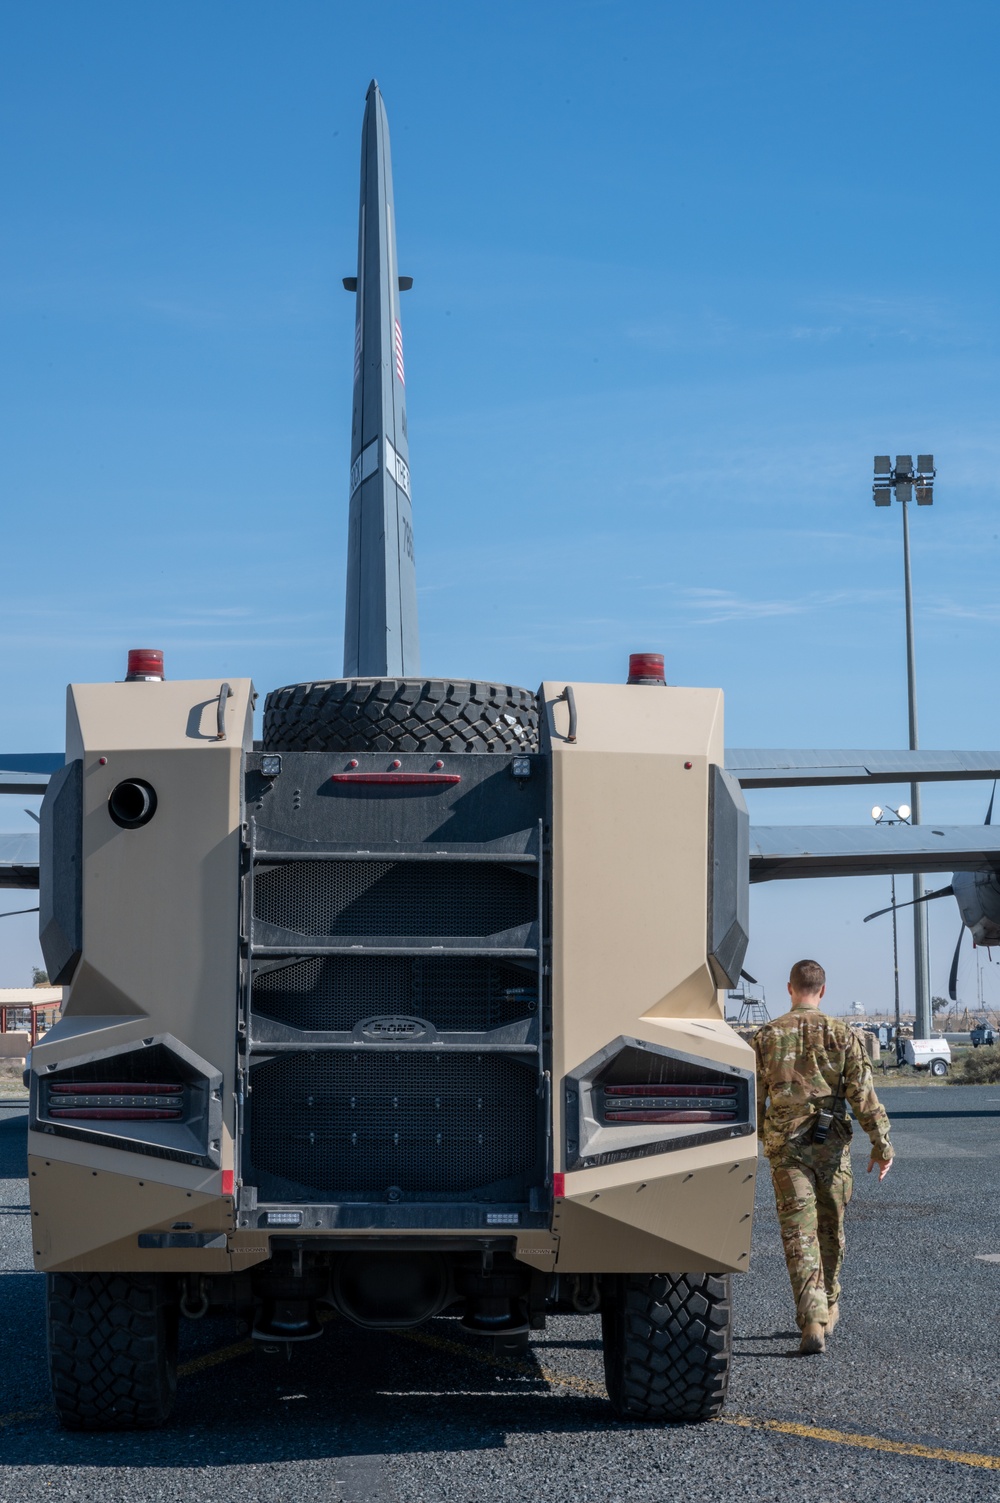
[750, 824, 1000, 882]
[0, 831, 40, 889]
[726, 749, 1000, 789]
[0, 770, 54, 796]
[0, 754, 62, 798]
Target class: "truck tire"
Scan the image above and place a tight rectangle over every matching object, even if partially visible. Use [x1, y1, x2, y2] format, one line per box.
[600, 1272, 731, 1423]
[263, 678, 539, 755]
[47, 1272, 179, 1430]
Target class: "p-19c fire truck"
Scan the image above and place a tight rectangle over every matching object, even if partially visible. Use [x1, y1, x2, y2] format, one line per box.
[32, 657, 754, 1429]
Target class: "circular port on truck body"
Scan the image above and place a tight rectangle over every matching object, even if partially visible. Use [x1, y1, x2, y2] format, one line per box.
[108, 779, 158, 829]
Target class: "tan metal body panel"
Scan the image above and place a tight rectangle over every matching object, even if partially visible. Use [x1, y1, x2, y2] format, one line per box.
[554, 1139, 756, 1273]
[29, 1155, 234, 1273]
[541, 681, 756, 1272]
[28, 678, 253, 1271]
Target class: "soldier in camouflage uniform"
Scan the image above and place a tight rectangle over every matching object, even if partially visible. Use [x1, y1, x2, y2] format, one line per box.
[754, 959, 893, 1355]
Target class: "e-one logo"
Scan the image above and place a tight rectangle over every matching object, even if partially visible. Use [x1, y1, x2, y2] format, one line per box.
[360, 1016, 428, 1039]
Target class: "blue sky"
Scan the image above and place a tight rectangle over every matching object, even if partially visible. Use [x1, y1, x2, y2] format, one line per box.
[2, 1, 999, 1012]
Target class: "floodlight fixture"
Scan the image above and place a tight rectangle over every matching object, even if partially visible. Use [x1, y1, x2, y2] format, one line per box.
[872, 452, 935, 507]
[871, 805, 883, 821]
[897, 803, 911, 820]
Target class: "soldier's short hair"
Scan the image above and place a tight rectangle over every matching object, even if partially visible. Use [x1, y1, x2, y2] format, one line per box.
[789, 959, 826, 993]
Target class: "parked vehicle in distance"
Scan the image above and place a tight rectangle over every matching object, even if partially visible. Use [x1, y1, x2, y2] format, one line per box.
[904, 1037, 952, 1077]
[970, 1023, 995, 1048]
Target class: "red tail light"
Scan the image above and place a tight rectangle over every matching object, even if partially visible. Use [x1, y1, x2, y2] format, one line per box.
[605, 1109, 737, 1123]
[330, 772, 461, 785]
[48, 1081, 184, 1121]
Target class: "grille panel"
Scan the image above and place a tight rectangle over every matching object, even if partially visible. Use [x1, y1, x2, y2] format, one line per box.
[253, 955, 537, 1033]
[249, 1051, 538, 1196]
[254, 860, 536, 938]
[46, 1045, 179, 1085]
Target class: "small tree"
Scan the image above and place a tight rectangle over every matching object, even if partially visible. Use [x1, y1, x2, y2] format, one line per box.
[31, 967, 49, 988]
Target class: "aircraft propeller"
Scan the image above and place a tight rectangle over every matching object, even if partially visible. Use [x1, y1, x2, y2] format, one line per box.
[946, 780, 997, 1000]
[862, 782, 998, 1002]
[863, 884, 954, 924]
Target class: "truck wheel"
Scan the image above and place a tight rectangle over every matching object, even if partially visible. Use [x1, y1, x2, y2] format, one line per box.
[47, 1272, 179, 1430]
[930, 1058, 948, 1077]
[263, 678, 539, 755]
[600, 1272, 731, 1423]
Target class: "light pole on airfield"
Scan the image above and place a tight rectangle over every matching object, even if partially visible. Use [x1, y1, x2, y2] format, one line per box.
[873, 454, 935, 1040]
[871, 802, 912, 1041]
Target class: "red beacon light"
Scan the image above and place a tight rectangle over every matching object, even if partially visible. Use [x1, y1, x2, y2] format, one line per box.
[125, 649, 165, 682]
[627, 652, 666, 686]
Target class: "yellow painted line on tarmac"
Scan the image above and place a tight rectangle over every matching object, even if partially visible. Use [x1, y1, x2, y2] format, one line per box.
[398, 1324, 606, 1399]
[720, 1413, 1000, 1471]
[398, 1327, 1000, 1471]
[178, 1336, 254, 1377]
[177, 1307, 335, 1377]
[2, 1322, 1000, 1474]
[0, 1405, 50, 1429]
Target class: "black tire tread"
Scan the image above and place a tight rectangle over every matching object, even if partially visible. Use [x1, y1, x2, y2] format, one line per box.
[601, 1272, 731, 1423]
[263, 678, 539, 755]
[47, 1272, 178, 1430]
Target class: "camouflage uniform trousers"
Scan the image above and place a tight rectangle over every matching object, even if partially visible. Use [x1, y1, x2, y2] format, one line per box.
[768, 1135, 853, 1328]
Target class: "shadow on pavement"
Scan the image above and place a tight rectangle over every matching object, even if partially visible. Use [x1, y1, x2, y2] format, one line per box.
[0, 1315, 644, 1466]
[0, 1111, 28, 1177]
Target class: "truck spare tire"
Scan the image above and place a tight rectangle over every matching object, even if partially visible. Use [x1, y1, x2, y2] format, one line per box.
[263, 677, 540, 755]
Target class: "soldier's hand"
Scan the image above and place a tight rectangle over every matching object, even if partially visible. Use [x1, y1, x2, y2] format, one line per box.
[867, 1154, 892, 1182]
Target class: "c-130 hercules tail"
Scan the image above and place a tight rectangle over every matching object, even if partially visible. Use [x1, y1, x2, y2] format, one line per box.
[25, 82, 1000, 1431]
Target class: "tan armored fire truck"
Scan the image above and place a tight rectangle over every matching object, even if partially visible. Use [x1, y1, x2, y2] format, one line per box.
[31, 652, 755, 1429]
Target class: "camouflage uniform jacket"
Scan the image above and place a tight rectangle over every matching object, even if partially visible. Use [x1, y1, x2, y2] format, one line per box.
[753, 1008, 892, 1161]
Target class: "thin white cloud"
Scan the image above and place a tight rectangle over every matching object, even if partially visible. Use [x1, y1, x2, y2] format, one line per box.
[674, 588, 802, 624]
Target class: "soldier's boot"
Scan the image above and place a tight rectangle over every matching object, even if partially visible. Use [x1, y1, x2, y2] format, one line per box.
[825, 1302, 839, 1335]
[799, 1321, 826, 1355]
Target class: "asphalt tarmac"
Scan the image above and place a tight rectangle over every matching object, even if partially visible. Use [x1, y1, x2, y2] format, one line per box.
[2, 1086, 999, 1502]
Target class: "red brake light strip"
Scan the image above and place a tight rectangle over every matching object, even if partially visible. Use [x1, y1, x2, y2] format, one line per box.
[49, 1107, 183, 1121]
[47, 1080, 185, 1122]
[605, 1110, 737, 1123]
[330, 772, 461, 785]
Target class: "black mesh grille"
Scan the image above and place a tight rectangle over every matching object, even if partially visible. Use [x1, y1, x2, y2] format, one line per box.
[46, 1046, 180, 1085]
[248, 1051, 538, 1196]
[253, 955, 537, 1033]
[253, 860, 536, 938]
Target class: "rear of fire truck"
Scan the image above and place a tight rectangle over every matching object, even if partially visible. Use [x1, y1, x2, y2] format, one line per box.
[29, 651, 755, 1429]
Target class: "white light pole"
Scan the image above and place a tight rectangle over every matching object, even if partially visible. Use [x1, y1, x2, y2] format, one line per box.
[873, 455, 935, 1039]
[871, 803, 911, 1040]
